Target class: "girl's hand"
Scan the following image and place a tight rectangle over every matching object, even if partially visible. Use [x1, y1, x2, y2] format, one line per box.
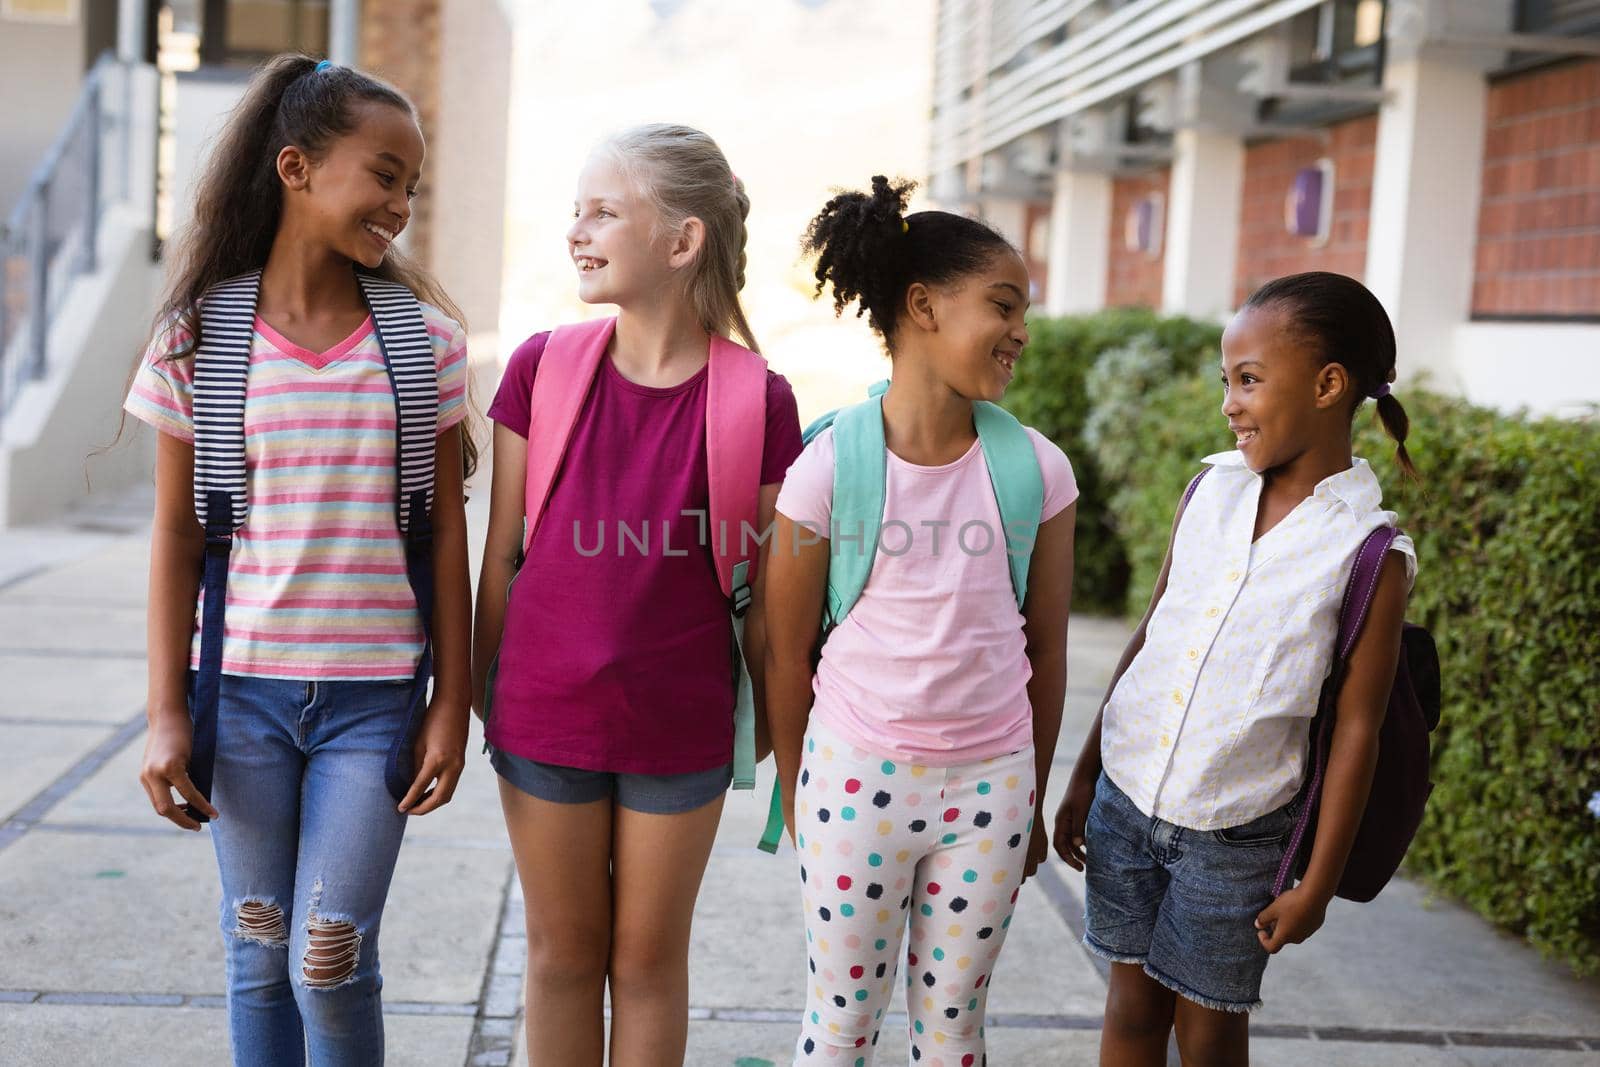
[1254, 884, 1329, 953]
[139, 710, 217, 831]
[1021, 818, 1050, 883]
[398, 698, 468, 816]
[1051, 765, 1097, 870]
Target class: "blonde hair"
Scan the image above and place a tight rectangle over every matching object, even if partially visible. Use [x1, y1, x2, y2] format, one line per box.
[599, 123, 758, 352]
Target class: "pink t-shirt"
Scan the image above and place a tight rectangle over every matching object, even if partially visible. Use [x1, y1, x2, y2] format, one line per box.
[776, 425, 1077, 765]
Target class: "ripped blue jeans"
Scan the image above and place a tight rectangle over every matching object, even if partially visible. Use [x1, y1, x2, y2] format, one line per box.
[203, 673, 411, 1066]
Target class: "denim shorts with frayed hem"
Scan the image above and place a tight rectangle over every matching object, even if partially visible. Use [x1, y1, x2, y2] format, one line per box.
[1081, 770, 1300, 1013]
[489, 746, 731, 815]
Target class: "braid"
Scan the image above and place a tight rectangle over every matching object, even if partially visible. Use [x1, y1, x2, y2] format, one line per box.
[733, 174, 750, 293]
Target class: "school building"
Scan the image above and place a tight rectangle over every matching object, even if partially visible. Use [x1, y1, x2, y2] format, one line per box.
[0, 0, 512, 526]
[927, 0, 1600, 416]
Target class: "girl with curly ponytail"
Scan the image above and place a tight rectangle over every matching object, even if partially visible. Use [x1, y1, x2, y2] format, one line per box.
[765, 177, 1081, 1066]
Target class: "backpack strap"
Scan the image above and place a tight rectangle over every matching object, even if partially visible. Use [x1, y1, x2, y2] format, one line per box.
[185, 270, 440, 817]
[1272, 524, 1400, 896]
[973, 401, 1043, 608]
[1180, 467, 1209, 514]
[706, 333, 768, 605]
[760, 384, 887, 855]
[359, 273, 439, 540]
[824, 394, 889, 628]
[356, 273, 441, 804]
[523, 317, 614, 552]
[705, 335, 769, 791]
[184, 269, 261, 821]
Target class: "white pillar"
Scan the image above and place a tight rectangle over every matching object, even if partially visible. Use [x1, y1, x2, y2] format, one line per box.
[1364, 53, 1488, 393]
[328, 0, 361, 65]
[117, 0, 147, 63]
[1045, 169, 1111, 314]
[980, 198, 1028, 249]
[1162, 128, 1244, 319]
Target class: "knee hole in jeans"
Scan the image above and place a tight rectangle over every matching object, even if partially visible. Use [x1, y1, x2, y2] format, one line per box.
[233, 899, 288, 948]
[301, 916, 362, 989]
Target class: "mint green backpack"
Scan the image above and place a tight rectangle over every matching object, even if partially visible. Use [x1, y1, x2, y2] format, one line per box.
[757, 380, 1045, 852]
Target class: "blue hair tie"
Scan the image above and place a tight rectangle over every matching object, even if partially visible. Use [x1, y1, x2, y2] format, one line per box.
[315, 59, 333, 73]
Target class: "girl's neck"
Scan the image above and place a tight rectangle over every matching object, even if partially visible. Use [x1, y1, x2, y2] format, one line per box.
[880, 354, 978, 467]
[258, 225, 364, 321]
[611, 295, 710, 388]
[1260, 434, 1356, 501]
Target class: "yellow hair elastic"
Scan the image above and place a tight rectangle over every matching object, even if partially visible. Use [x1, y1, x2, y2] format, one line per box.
[901, 219, 909, 234]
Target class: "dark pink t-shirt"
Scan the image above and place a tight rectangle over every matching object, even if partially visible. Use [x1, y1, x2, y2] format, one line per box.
[485, 331, 803, 774]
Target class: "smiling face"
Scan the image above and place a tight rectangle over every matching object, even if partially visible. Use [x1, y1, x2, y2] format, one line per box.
[1219, 304, 1351, 474]
[911, 248, 1031, 403]
[280, 100, 424, 269]
[566, 152, 680, 307]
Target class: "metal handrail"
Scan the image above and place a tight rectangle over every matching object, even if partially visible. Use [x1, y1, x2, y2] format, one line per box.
[0, 51, 124, 424]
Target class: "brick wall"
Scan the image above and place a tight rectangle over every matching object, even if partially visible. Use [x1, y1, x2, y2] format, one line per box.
[361, 0, 442, 270]
[1474, 59, 1600, 318]
[1105, 167, 1169, 309]
[1233, 114, 1376, 307]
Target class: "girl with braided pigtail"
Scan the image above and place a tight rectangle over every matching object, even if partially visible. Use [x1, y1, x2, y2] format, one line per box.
[473, 125, 802, 1066]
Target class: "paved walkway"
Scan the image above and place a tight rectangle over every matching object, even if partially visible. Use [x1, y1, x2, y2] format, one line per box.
[2, 377, 1598, 1065]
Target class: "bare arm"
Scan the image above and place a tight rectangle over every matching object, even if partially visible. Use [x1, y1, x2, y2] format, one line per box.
[739, 483, 783, 761]
[1257, 551, 1408, 952]
[761, 514, 830, 841]
[137, 432, 216, 830]
[398, 426, 473, 815]
[472, 422, 528, 718]
[1019, 502, 1075, 882]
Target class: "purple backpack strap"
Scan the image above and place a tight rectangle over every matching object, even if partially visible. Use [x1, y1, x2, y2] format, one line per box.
[1271, 525, 1400, 896]
[1179, 467, 1209, 515]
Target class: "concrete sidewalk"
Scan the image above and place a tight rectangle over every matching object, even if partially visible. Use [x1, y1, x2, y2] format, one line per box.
[2, 470, 1598, 1065]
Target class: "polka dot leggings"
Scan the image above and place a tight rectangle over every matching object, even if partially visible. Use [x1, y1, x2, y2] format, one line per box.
[791, 719, 1037, 1067]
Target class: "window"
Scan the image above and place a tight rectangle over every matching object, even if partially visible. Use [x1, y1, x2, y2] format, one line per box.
[1286, 0, 1386, 86]
[1517, 0, 1600, 33]
[194, 0, 329, 67]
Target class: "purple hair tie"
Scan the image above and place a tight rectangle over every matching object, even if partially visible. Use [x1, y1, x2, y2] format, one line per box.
[1371, 382, 1392, 400]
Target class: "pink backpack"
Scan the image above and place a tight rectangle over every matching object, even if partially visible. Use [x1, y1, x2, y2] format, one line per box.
[519, 316, 769, 789]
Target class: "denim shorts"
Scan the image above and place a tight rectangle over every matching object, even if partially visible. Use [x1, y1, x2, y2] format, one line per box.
[1081, 771, 1301, 1013]
[489, 746, 732, 815]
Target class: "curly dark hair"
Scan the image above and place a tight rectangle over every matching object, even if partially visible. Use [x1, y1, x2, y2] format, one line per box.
[1242, 271, 1416, 480]
[801, 175, 1014, 346]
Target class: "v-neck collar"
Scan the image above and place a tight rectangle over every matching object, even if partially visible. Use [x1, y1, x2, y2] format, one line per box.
[254, 314, 374, 371]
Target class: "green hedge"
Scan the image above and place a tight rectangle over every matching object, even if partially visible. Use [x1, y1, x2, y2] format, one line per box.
[1014, 310, 1600, 975]
[1004, 311, 1221, 613]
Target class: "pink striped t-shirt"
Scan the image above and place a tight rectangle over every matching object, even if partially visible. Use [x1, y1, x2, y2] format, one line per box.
[123, 304, 469, 680]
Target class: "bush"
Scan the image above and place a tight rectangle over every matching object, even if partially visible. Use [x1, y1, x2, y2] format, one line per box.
[1004, 310, 1221, 613]
[1081, 349, 1600, 975]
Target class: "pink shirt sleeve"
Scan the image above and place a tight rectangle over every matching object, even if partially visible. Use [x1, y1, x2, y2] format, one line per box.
[429, 310, 470, 433]
[1028, 427, 1079, 522]
[774, 426, 836, 535]
[122, 321, 196, 442]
